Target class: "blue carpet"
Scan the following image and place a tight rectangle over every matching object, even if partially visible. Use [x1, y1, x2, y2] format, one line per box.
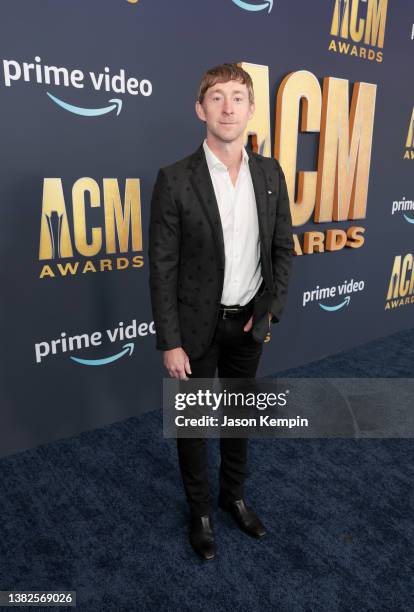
[0, 329, 413, 611]
[276, 327, 414, 378]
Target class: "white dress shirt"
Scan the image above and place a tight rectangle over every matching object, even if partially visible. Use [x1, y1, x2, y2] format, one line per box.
[202, 138, 262, 306]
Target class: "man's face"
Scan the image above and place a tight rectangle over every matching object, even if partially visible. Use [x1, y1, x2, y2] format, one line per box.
[195, 79, 255, 143]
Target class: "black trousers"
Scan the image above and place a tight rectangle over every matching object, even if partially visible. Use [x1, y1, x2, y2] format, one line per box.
[176, 301, 263, 517]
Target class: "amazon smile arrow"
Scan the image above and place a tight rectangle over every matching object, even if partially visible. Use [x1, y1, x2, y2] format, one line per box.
[318, 296, 351, 312]
[47, 92, 122, 117]
[70, 343, 134, 366]
[232, 0, 273, 13]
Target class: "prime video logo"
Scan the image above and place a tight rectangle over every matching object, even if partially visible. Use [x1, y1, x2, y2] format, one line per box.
[232, 0, 273, 13]
[391, 197, 414, 224]
[1, 55, 152, 117]
[302, 279, 365, 311]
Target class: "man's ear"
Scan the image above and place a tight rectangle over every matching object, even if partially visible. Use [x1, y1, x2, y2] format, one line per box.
[248, 102, 255, 121]
[195, 100, 206, 123]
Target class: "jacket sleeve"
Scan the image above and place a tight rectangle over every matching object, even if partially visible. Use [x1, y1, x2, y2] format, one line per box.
[269, 159, 296, 324]
[148, 168, 182, 350]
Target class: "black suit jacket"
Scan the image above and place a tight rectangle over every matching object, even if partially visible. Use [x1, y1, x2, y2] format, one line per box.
[148, 142, 295, 360]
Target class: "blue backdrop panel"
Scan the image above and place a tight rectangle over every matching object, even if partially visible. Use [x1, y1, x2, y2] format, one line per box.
[0, 0, 412, 456]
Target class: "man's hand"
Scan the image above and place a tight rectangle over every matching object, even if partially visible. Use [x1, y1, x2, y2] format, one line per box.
[243, 312, 272, 332]
[163, 347, 192, 380]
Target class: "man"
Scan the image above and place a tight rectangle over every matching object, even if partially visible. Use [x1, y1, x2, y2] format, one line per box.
[149, 63, 295, 561]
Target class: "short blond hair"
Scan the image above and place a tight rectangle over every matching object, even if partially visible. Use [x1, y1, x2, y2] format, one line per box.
[196, 63, 254, 106]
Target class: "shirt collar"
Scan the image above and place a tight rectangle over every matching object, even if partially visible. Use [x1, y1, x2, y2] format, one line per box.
[203, 138, 249, 172]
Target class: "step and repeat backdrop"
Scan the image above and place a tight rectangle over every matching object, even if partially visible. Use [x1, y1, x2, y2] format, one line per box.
[0, 0, 413, 456]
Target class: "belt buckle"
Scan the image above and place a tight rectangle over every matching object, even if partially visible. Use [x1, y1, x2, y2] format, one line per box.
[221, 306, 239, 320]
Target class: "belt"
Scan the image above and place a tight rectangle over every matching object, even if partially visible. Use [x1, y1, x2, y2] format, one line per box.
[218, 297, 254, 320]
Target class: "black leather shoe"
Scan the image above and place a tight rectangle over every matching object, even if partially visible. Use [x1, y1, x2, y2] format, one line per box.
[189, 514, 216, 560]
[218, 496, 267, 538]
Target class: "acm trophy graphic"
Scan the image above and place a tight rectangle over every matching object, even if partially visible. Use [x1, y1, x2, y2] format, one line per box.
[337, 0, 349, 34]
[45, 211, 63, 259]
[406, 109, 414, 149]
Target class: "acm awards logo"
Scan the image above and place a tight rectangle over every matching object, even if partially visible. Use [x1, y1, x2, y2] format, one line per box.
[242, 62, 377, 257]
[385, 254, 414, 311]
[269, 67, 377, 257]
[404, 107, 414, 160]
[38, 178, 144, 279]
[329, 0, 388, 62]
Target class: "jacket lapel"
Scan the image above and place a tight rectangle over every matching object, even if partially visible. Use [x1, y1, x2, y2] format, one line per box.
[246, 149, 270, 255]
[246, 149, 273, 286]
[189, 144, 226, 268]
